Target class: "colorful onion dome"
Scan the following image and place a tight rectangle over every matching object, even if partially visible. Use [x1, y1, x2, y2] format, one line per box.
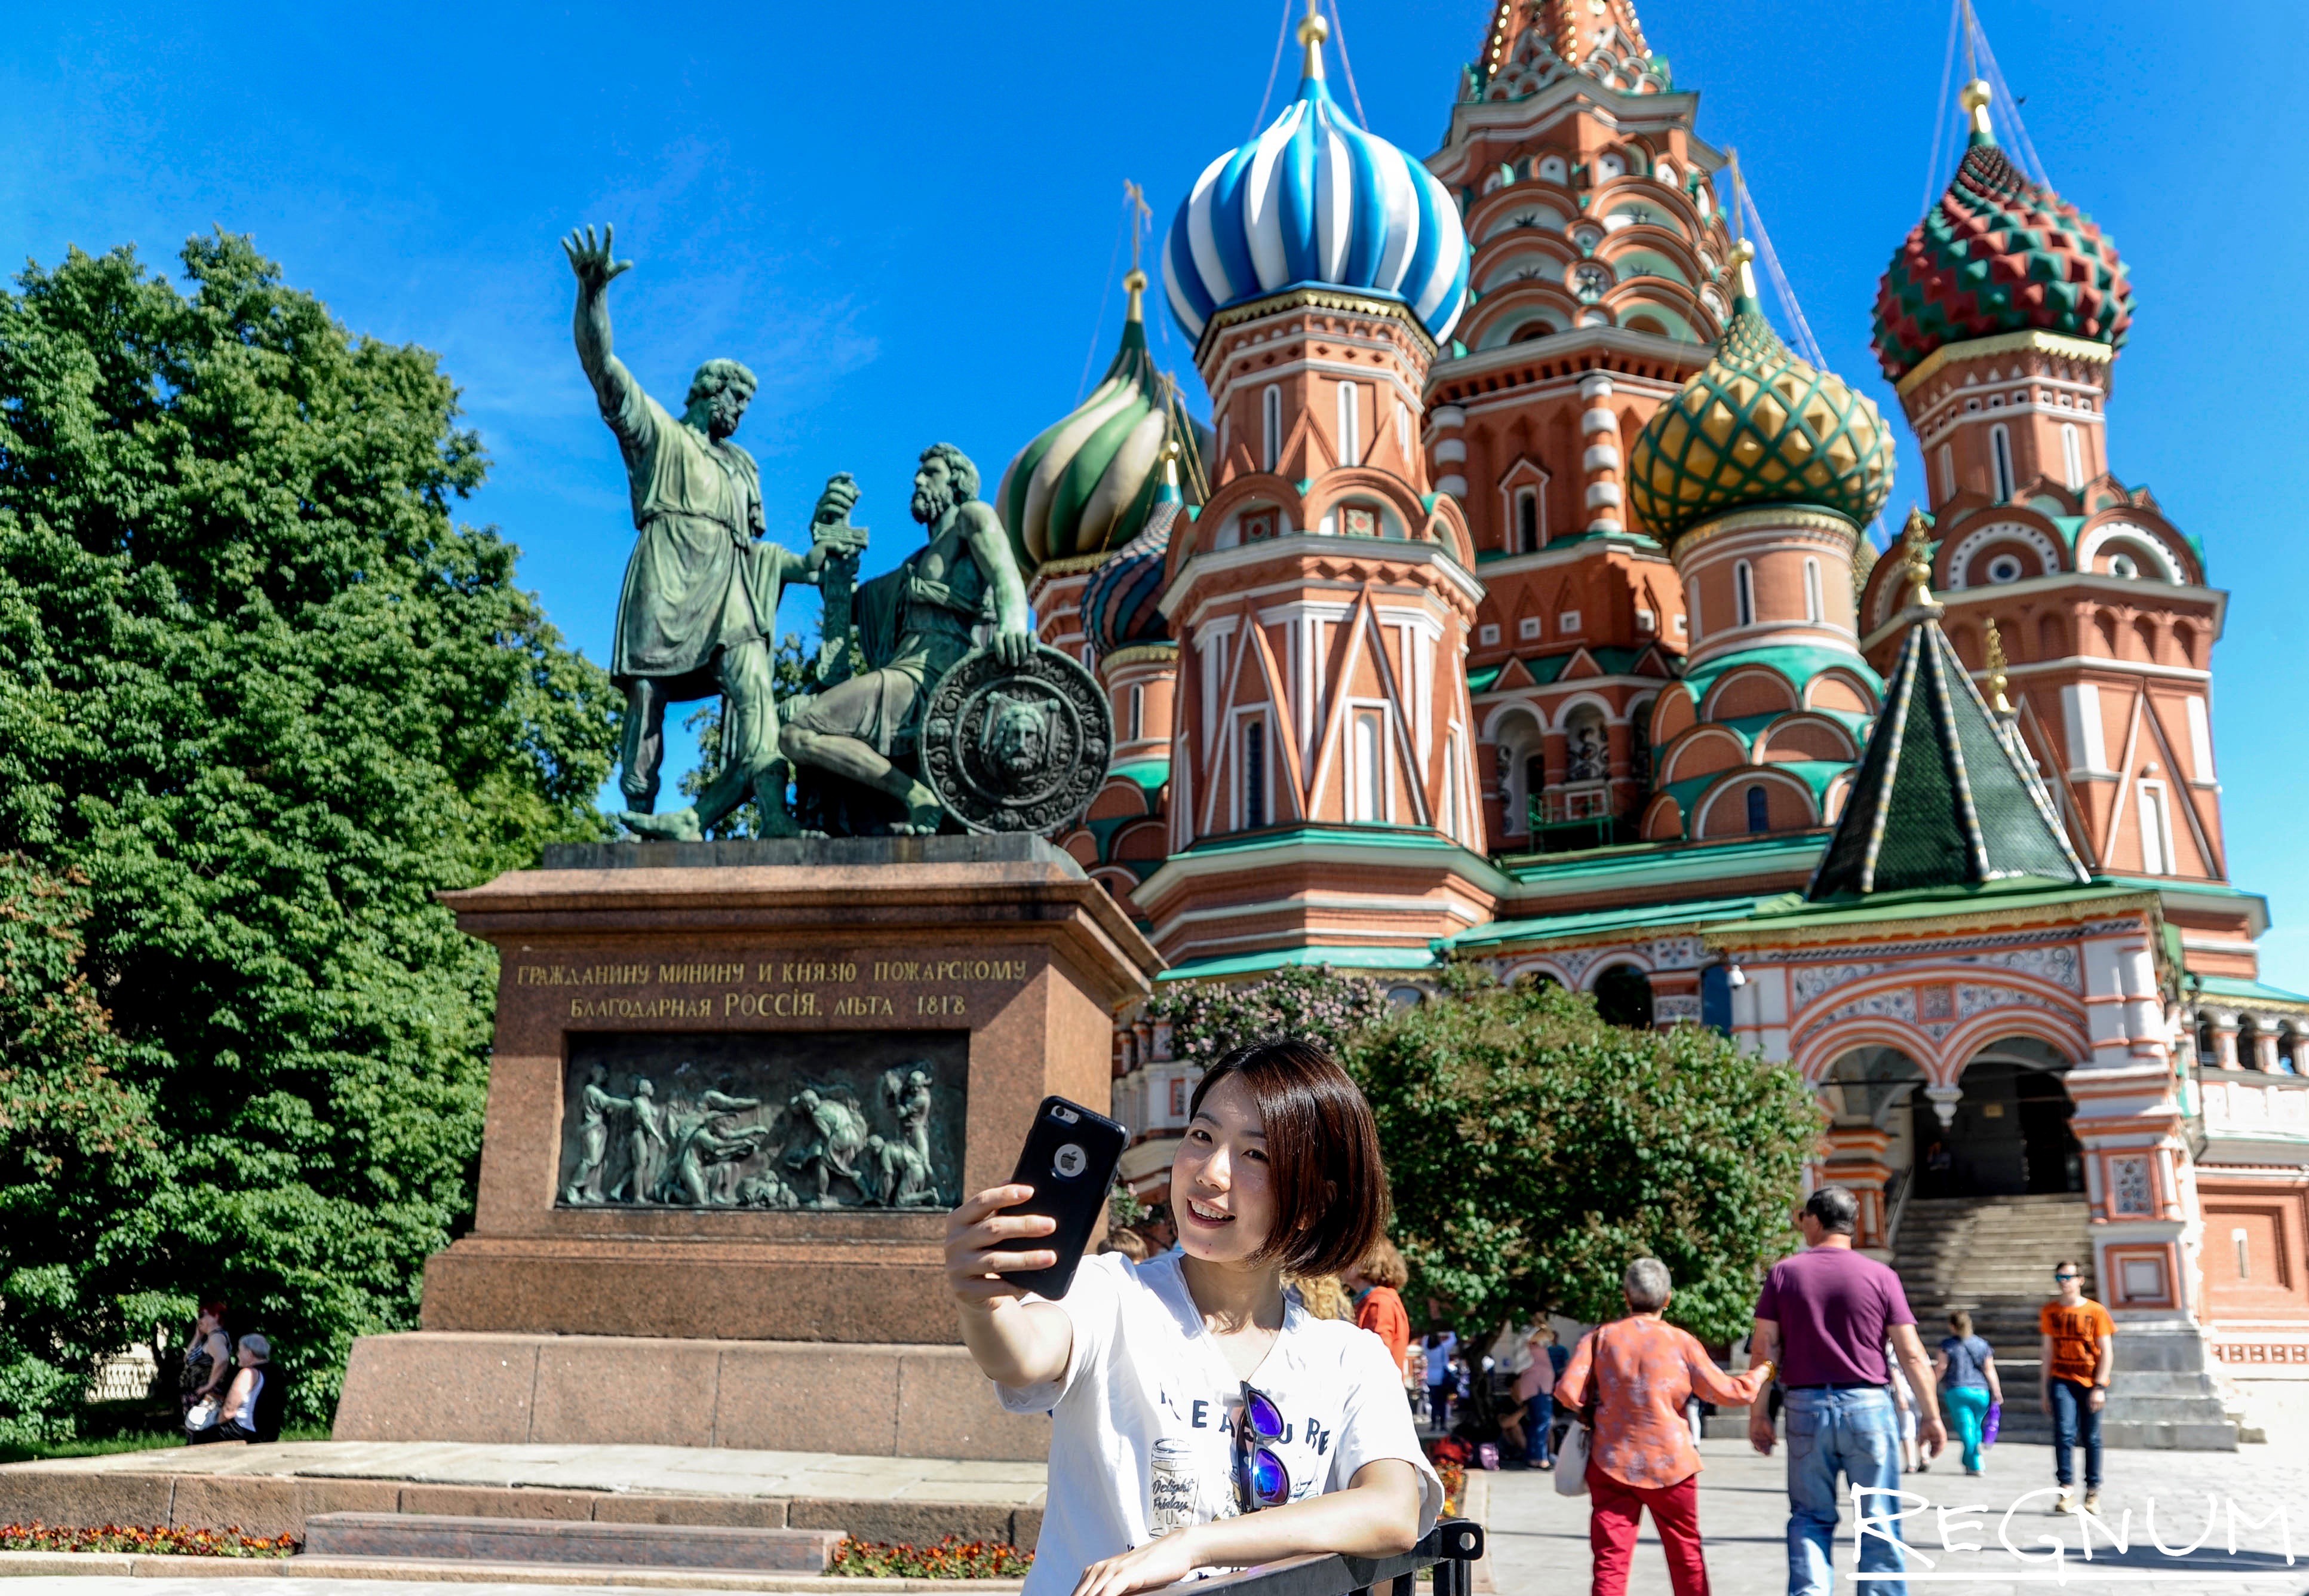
[1162, 10, 1469, 347]
[1628, 243, 1894, 544]
[997, 272, 1197, 572]
[1871, 83, 2133, 382]
[1081, 447, 1183, 659]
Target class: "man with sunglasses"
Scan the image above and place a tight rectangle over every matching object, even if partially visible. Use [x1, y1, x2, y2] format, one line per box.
[2038, 1261, 2114, 1515]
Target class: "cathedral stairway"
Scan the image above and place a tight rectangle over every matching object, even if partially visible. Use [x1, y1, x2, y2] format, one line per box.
[1890, 1194, 2240, 1450]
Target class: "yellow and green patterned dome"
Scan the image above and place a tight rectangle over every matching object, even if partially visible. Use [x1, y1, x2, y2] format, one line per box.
[1628, 244, 1893, 544]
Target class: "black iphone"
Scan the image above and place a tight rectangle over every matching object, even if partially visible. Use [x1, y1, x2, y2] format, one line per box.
[996, 1095, 1129, 1300]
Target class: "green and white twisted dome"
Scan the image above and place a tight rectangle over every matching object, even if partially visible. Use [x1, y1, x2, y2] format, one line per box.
[997, 274, 1201, 574]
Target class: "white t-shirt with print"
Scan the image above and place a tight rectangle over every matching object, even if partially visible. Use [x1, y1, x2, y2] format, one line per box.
[996, 1251, 1442, 1595]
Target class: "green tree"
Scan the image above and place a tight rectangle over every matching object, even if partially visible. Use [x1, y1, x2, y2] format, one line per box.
[1348, 978, 1816, 1345]
[0, 234, 618, 1432]
[0, 858, 169, 1447]
[1141, 963, 1392, 1066]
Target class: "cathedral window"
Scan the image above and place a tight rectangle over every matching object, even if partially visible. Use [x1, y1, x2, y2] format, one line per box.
[1990, 425, 2015, 502]
[2137, 779, 2172, 874]
[1129, 685, 1144, 742]
[1746, 785, 1770, 834]
[1734, 561, 1756, 628]
[2061, 422, 2084, 491]
[1519, 616, 1543, 640]
[1352, 710, 1386, 823]
[1261, 385, 1282, 472]
[1938, 444, 1954, 501]
[1337, 381, 1362, 468]
[1803, 558, 1823, 624]
[1395, 398, 1411, 461]
[1516, 487, 1540, 552]
[1241, 717, 1269, 830]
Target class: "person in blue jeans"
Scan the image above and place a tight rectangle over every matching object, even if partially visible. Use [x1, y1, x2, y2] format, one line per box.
[1751, 1189, 1946, 1596]
[1513, 1325, 1568, 1468]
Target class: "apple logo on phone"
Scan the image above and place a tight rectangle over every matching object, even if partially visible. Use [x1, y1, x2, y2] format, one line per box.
[1052, 1143, 1088, 1179]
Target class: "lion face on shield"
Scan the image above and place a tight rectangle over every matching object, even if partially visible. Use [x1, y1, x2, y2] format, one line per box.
[982, 692, 1050, 788]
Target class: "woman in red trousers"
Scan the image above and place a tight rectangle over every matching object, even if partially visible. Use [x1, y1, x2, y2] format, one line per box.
[1556, 1259, 1772, 1596]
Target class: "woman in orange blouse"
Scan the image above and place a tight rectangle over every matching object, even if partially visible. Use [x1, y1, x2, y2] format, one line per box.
[1555, 1259, 1773, 1596]
[1345, 1238, 1414, 1380]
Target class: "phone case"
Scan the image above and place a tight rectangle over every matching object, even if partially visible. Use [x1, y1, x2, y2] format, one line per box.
[997, 1095, 1129, 1300]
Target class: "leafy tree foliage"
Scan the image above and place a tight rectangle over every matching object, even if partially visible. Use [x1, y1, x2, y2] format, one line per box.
[0, 234, 618, 1431]
[1142, 964, 1392, 1067]
[1346, 978, 1817, 1345]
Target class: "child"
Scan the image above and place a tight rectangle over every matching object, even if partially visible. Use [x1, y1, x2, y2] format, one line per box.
[944, 1040, 1441, 1596]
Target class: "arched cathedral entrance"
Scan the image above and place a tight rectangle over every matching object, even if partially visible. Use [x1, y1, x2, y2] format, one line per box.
[1911, 1037, 2083, 1199]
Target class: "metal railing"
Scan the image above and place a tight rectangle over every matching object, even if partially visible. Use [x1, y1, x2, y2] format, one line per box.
[1184, 1520, 1485, 1596]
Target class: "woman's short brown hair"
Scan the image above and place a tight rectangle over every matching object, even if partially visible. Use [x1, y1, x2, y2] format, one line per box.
[1358, 1236, 1411, 1290]
[1188, 1038, 1389, 1278]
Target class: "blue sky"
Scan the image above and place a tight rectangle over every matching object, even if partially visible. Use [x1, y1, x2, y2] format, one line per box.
[4, 1, 2303, 988]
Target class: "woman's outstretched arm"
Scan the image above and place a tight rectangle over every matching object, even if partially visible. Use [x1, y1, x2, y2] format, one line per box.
[944, 1183, 1073, 1389]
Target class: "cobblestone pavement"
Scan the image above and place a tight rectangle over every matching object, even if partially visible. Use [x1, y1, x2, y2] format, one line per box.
[1484, 1436, 2309, 1595]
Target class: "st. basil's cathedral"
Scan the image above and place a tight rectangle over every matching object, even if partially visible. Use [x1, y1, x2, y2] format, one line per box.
[993, 1, 2309, 1441]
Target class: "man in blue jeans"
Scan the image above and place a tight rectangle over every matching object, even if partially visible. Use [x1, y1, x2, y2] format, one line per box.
[1751, 1188, 1946, 1596]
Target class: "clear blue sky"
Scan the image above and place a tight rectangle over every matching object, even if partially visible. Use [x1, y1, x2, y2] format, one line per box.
[5, 1, 2303, 988]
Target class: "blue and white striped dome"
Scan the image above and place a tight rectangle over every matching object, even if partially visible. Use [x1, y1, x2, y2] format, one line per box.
[1162, 44, 1470, 348]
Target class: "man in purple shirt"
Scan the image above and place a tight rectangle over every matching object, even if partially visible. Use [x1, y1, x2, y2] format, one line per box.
[1751, 1187, 1945, 1596]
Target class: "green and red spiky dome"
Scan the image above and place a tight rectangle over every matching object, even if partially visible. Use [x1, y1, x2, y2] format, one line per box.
[1871, 134, 2133, 382]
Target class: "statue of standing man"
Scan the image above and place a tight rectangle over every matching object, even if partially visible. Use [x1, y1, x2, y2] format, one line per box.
[564, 225, 865, 840]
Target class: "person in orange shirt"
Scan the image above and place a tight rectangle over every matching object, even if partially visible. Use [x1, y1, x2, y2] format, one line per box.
[1556, 1259, 1774, 1596]
[1346, 1238, 1413, 1380]
[2038, 1260, 2114, 1515]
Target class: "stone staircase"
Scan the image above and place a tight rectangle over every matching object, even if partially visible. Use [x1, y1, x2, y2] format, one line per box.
[1891, 1193, 2242, 1450]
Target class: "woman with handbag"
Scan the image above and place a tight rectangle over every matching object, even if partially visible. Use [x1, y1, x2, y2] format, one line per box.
[1554, 1260, 1773, 1596]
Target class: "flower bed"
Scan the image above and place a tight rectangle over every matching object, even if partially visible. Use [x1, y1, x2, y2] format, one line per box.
[0, 1522, 296, 1557]
[830, 1535, 1034, 1579]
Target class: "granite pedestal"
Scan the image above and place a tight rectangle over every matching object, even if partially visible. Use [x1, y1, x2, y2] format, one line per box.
[334, 836, 1159, 1461]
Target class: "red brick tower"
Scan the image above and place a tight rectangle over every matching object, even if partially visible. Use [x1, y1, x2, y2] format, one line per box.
[1421, 0, 1735, 852]
[1862, 84, 2239, 954]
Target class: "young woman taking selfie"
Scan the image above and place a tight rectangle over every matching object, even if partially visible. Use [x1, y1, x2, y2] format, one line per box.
[944, 1040, 1440, 1596]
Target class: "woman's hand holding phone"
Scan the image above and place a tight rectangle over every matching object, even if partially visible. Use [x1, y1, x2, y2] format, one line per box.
[944, 1184, 1058, 1303]
[945, 1185, 1073, 1390]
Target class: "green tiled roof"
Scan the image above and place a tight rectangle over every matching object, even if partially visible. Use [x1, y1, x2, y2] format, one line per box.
[1730, 876, 2139, 932]
[2194, 975, 2309, 1009]
[1809, 618, 2088, 899]
[1677, 644, 1884, 712]
[1448, 893, 1787, 950]
[1111, 757, 1170, 793]
[1157, 944, 1442, 981]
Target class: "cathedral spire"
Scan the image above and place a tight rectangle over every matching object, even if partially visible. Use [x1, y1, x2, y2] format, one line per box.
[1476, 0, 1652, 84]
[1299, 0, 1329, 81]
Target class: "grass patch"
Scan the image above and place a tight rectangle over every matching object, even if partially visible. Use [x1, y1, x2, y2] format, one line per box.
[0, 1524, 297, 1557]
[830, 1536, 1034, 1579]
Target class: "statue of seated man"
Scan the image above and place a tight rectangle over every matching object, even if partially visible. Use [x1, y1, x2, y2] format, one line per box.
[779, 444, 1030, 834]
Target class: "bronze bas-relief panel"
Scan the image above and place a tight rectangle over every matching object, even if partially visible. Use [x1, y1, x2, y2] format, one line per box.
[555, 1030, 966, 1212]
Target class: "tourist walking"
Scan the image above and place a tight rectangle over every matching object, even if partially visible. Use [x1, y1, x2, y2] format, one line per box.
[1934, 1310, 2001, 1476]
[1423, 1327, 1459, 1431]
[1557, 1259, 1774, 1596]
[2038, 1260, 2113, 1515]
[1749, 1187, 1945, 1596]
[1886, 1337, 1926, 1473]
[1517, 1325, 1567, 1469]
[1344, 1238, 1413, 1380]
[942, 1039, 1440, 1595]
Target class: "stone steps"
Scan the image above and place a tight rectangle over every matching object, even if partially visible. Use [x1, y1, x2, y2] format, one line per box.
[300, 1513, 843, 1572]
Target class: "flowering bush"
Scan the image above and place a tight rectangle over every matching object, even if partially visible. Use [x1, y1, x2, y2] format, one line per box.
[0, 1522, 296, 1557]
[830, 1534, 1034, 1578]
[1424, 1439, 1469, 1518]
[1143, 965, 1391, 1066]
